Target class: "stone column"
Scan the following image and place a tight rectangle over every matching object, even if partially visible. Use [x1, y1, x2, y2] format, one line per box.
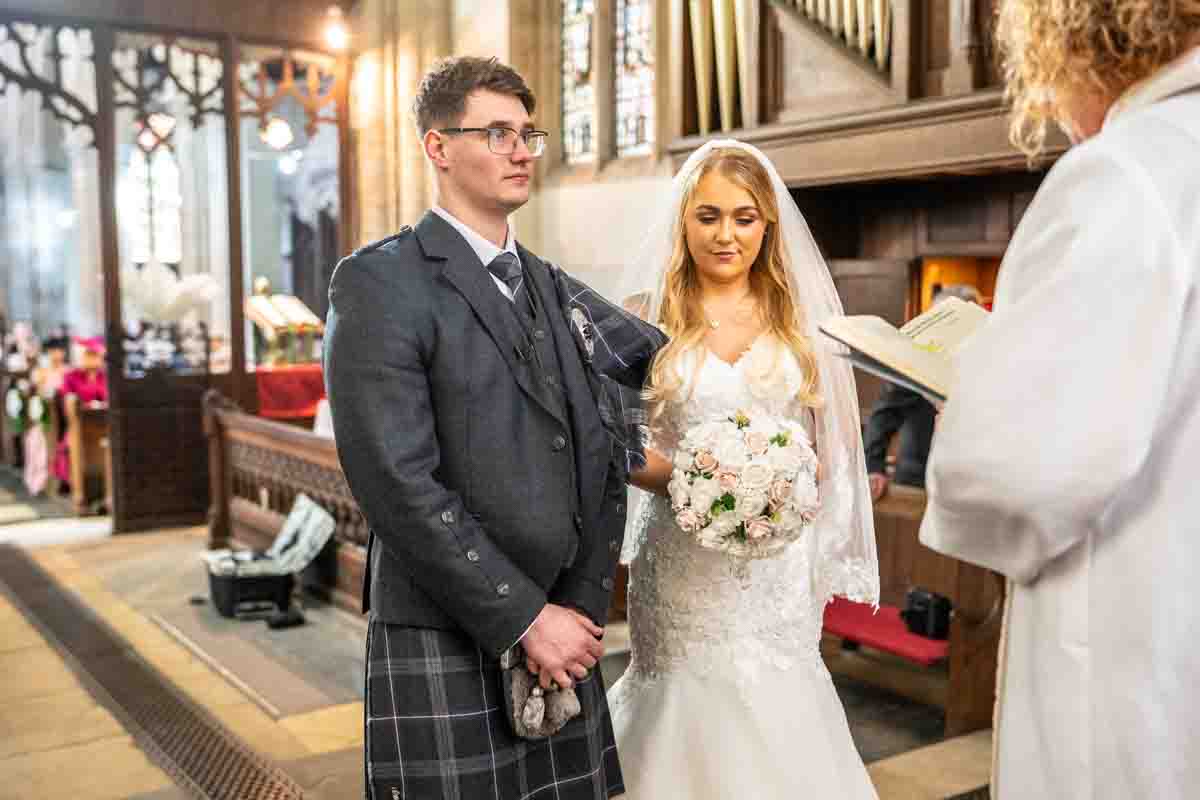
[351, 0, 452, 243]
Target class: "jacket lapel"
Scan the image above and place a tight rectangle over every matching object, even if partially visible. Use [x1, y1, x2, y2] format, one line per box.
[521, 246, 613, 527]
[415, 211, 562, 424]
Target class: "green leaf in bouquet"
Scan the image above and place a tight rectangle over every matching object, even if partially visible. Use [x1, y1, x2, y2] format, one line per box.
[720, 493, 735, 511]
[710, 501, 725, 516]
[731, 523, 747, 542]
[769, 431, 791, 447]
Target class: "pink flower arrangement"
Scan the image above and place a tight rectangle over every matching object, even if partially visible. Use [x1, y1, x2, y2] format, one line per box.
[668, 409, 820, 559]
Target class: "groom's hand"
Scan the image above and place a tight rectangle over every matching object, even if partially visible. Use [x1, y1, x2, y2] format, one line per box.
[522, 604, 605, 690]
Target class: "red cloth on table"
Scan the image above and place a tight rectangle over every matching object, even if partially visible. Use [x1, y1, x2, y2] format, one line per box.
[822, 596, 949, 667]
[255, 364, 326, 420]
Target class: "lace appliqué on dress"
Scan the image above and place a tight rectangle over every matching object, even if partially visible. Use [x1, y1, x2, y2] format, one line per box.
[621, 338, 834, 696]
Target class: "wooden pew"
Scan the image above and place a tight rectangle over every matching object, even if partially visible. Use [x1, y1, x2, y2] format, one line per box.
[63, 394, 111, 514]
[204, 390, 633, 622]
[203, 390, 367, 612]
[823, 484, 1005, 736]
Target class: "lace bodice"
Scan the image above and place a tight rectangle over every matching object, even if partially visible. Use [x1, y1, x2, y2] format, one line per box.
[624, 337, 830, 689]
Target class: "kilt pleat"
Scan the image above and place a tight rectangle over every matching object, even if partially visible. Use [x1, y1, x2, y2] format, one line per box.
[365, 617, 624, 800]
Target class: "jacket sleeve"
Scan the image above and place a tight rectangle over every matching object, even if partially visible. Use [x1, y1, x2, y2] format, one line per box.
[862, 384, 921, 474]
[325, 251, 545, 655]
[919, 145, 1186, 584]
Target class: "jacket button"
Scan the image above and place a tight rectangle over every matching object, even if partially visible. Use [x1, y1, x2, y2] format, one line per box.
[573, 513, 583, 530]
[466, 549, 480, 562]
[615, 503, 625, 514]
[552, 435, 566, 451]
[534, 329, 546, 340]
[441, 510, 455, 525]
[601, 577, 614, 591]
[497, 583, 511, 596]
[609, 539, 620, 553]
[544, 375, 557, 387]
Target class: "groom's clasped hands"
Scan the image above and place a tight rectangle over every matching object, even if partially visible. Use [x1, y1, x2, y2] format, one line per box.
[522, 603, 606, 690]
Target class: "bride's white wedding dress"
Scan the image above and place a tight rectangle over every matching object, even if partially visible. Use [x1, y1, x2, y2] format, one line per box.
[608, 336, 879, 799]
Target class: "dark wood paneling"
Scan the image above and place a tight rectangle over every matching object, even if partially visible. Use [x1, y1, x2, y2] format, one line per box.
[828, 258, 913, 418]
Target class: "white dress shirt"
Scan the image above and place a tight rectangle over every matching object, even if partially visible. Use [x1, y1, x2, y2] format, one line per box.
[432, 206, 521, 300]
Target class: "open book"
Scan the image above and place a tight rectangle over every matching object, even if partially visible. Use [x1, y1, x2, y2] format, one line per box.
[818, 297, 989, 405]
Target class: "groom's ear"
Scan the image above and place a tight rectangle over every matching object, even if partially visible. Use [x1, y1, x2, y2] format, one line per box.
[423, 129, 450, 170]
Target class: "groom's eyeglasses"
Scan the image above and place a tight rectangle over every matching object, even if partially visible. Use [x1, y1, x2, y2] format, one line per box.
[438, 126, 549, 157]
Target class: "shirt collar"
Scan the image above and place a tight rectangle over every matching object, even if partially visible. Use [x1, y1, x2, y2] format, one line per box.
[431, 205, 518, 267]
[1105, 45, 1200, 127]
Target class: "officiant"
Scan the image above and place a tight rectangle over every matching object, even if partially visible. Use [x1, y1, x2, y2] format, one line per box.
[919, 3, 1200, 798]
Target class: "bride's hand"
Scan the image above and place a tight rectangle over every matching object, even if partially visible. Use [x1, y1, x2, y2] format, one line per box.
[630, 448, 673, 497]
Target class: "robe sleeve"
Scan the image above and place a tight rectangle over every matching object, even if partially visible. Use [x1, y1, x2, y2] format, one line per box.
[919, 144, 1187, 584]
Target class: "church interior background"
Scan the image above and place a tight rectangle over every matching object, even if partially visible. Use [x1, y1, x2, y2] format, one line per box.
[0, 1, 1067, 797]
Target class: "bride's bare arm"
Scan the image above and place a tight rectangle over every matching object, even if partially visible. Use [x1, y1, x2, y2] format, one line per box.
[629, 448, 672, 496]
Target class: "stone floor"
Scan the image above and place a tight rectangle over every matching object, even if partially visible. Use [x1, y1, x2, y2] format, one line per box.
[0, 480, 993, 799]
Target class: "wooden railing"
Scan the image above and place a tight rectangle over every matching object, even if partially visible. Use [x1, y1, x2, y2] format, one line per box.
[203, 390, 367, 612]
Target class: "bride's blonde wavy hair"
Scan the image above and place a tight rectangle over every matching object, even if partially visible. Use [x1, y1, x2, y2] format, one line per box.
[646, 147, 822, 421]
[996, 0, 1200, 157]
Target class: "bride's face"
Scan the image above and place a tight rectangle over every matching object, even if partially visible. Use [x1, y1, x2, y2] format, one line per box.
[683, 170, 767, 287]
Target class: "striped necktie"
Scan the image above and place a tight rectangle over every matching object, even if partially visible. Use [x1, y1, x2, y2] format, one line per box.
[487, 251, 523, 301]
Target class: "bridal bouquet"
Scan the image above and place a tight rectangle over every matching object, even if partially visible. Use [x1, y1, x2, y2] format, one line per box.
[669, 410, 820, 559]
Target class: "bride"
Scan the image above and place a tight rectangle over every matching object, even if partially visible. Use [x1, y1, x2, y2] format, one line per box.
[610, 140, 880, 798]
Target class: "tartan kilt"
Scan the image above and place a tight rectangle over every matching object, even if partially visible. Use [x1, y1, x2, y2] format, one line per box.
[365, 617, 624, 800]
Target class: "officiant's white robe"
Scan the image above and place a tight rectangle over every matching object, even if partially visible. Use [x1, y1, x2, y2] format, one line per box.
[920, 49, 1200, 800]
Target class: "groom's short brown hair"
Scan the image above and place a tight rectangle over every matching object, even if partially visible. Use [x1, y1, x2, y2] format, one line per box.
[413, 57, 536, 135]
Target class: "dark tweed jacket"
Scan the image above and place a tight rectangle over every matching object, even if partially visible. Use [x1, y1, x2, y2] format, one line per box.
[324, 211, 663, 657]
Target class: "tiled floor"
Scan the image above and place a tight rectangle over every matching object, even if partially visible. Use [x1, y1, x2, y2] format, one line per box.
[0, 517, 993, 799]
[0, 586, 174, 800]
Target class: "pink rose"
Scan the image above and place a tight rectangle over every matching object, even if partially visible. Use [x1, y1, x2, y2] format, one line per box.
[693, 449, 719, 474]
[745, 517, 774, 540]
[768, 479, 793, 511]
[743, 431, 770, 456]
[676, 508, 703, 532]
[717, 469, 740, 492]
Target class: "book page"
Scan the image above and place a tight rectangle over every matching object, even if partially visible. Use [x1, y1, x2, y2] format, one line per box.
[898, 298, 989, 355]
[820, 317, 955, 399]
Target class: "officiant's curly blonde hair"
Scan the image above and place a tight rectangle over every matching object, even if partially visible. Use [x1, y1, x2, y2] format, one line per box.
[998, 0, 1200, 157]
[646, 148, 821, 420]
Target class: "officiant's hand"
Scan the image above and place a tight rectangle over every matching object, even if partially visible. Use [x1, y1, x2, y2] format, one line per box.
[522, 603, 605, 690]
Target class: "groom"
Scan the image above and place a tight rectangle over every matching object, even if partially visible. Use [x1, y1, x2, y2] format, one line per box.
[325, 57, 647, 800]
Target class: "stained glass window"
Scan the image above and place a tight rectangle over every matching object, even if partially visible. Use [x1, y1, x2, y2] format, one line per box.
[615, 0, 654, 156]
[561, 0, 595, 163]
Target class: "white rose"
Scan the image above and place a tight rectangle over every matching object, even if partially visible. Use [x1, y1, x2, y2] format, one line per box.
[735, 489, 769, 522]
[687, 421, 724, 450]
[668, 473, 691, 509]
[713, 438, 749, 471]
[707, 512, 739, 538]
[739, 462, 775, 492]
[764, 445, 803, 475]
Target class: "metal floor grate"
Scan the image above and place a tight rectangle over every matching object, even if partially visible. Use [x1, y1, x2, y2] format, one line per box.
[0, 544, 305, 799]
